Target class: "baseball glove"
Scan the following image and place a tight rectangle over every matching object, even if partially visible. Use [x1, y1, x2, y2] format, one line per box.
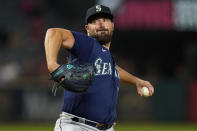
[50, 63, 94, 95]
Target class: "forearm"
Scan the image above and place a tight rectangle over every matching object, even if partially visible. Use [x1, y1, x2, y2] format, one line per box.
[117, 66, 154, 96]
[44, 28, 75, 72]
[44, 28, 62, 72]
[117, 66, 140, 86]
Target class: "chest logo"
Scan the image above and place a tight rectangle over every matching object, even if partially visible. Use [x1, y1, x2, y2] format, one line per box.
[94, 58, 119, 78]
[94, 58, 112, 75]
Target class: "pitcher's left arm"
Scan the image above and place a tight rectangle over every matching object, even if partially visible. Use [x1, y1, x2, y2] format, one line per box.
[117, 66, 154, 97]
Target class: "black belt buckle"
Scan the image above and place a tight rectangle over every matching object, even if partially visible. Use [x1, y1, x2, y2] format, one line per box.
[85, 120, 112, 130]
[72, 117, 112, 130]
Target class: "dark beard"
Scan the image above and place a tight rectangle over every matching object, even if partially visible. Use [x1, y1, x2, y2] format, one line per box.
[91, 31, 113, 45]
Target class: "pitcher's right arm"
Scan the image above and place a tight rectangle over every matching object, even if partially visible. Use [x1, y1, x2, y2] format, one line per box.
[44, 28, 74, 73]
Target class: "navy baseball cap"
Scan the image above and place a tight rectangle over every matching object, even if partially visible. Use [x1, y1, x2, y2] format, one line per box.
[85, 5, 113, 24]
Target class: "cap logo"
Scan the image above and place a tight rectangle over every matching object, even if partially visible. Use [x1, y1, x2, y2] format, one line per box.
[96, 5, 101, 12]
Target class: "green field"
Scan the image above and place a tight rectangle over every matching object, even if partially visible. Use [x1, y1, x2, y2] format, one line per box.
[0, 123, 197, 131]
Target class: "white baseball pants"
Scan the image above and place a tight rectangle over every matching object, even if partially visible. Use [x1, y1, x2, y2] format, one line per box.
[54, 112, 115, 131]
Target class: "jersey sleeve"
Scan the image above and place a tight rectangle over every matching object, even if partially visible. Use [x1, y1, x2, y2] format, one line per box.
[70, 31, 95, 60]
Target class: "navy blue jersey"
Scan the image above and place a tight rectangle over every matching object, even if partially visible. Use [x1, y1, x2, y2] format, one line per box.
[61, 31, 119, 125]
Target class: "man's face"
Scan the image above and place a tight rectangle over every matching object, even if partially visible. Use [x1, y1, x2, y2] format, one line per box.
[85, 15, 114, 45]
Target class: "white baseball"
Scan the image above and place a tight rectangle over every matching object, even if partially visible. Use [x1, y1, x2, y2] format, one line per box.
[141, 86, 150, 97]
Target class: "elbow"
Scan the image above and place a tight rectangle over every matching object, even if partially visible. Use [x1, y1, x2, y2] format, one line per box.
[46, 28, 58, 37]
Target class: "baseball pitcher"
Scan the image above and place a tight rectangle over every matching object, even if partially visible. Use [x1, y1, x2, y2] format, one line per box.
[44, 5, 154, 131]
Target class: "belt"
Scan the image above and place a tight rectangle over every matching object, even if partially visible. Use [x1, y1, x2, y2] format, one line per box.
[71, 117, 112, 130]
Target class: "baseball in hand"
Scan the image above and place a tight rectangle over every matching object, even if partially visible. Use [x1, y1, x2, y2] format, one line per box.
[141, 86, 150, 97]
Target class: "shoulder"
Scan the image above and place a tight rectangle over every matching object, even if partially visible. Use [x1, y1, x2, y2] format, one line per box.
[71, 31, 98, 48]
[46, 28, 96, 43]
[69, 31, 99, 58]
[71, 31, 95, 42]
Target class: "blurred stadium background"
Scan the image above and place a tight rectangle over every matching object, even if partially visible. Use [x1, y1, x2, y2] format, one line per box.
[1, 0, 197, 130]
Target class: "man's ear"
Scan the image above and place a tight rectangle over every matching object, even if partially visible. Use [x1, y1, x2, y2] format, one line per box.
[85, 25, 89, 35]
[85, 25, 89, 31]
[112, 22, 114, 30]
